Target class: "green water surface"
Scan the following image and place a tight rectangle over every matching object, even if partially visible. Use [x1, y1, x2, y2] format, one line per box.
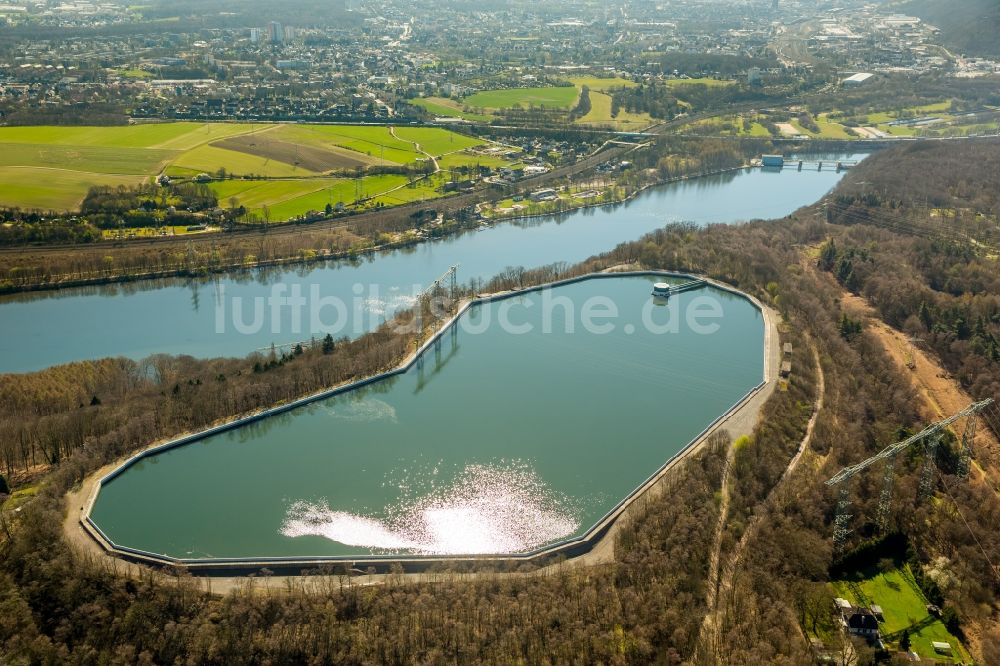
[90, 276, 764, 559]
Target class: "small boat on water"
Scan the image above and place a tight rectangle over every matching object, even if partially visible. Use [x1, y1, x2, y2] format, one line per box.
[651, 282, 671, 298]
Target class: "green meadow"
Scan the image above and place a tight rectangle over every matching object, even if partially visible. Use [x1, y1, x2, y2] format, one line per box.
[832, 564, 970, 663]
[209, 173, 443, 221]
[575, 91, 654, 128]
[463, 86, 580, 110]
[665, 77, 734, 88]
[0, 168, 142, 211]
[390, 126, 484, 156]
[565, 76, 637, 92]
[411, 97, 493, 122]
[420, 77, 644, 125]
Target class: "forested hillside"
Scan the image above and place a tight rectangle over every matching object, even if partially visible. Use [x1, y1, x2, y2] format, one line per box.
[827, 141, 1000, 405]
[905, 0, 1000, 58]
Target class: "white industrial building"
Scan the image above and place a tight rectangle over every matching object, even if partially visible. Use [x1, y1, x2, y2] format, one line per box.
[843, 72, 874, 87]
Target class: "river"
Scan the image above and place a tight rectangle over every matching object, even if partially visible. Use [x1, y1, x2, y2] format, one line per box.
[0, 156, 861, 373]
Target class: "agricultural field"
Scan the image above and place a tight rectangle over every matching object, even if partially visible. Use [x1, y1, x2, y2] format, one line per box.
[0, 142, 174, 175]
[213, 134, 372, 172]
[166, 142, 320, 179]
[209, 173, 446, 222]
[390, 126, 484, 156]
[0, 123, 228, 148]
[146, 123, 266, 151]
[0, 122, 488, 214]
[0, 168, 142, 211]
[463, 86, 580, 111]
[210, 178, 339, 215]
[275, 124, 423, 165]
[831, 564, 970, 663]
[368, 178, 444, 208]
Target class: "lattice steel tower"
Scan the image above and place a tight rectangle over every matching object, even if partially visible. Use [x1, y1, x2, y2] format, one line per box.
[826, 399, 993, 553]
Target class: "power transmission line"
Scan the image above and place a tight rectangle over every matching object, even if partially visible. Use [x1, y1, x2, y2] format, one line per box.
[825, 399, 993, 553]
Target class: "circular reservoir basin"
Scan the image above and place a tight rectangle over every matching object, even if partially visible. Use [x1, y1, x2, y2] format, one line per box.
[89, 275, 765, 560]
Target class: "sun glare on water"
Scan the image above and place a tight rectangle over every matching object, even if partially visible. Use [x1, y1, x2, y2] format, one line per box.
[280, 463, 579, 555]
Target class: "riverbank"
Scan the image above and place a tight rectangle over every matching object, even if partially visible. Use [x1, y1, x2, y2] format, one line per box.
[480, 165, 750, 225]
[0, 164, 747, 297]
[1, 160, 857, 373]
[0, 139, 644, 294]
[64, 269, 781, 590]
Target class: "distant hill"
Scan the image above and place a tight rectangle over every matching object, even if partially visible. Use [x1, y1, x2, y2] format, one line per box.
[903, 0, 1000, 58]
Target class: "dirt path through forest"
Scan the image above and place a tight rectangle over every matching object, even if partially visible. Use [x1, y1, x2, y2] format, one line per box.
[699, 341, 825, 660]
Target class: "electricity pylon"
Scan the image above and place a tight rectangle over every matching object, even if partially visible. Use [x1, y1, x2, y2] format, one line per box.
[826, 399, 993, 553]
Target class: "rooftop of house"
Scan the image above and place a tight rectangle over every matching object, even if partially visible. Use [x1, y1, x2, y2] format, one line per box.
[846, 610, 879, 632]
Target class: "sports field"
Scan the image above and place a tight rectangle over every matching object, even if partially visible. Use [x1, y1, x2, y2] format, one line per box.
[0, 122, 487, 213]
